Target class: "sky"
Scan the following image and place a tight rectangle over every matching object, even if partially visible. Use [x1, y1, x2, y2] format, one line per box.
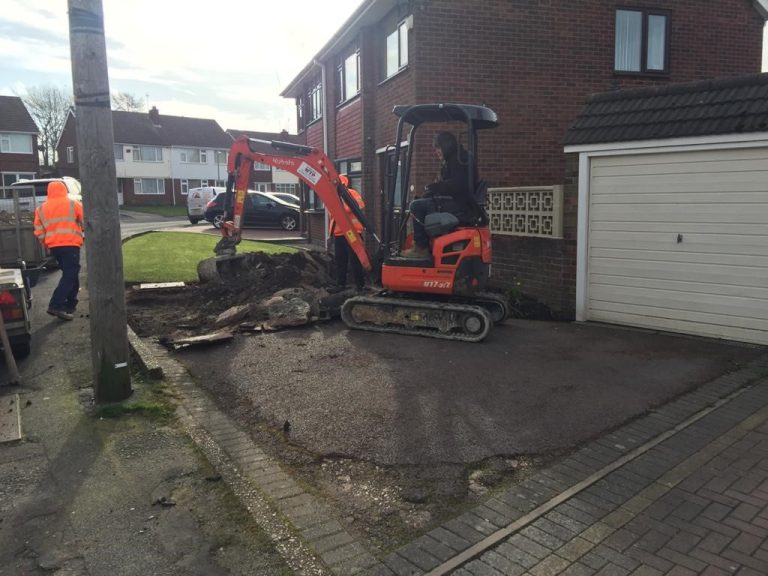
[1, 1, 767, 134]
[0, 0, 363, 133]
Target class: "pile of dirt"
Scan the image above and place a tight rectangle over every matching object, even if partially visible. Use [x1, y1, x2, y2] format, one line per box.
[127, 250, 342, 344]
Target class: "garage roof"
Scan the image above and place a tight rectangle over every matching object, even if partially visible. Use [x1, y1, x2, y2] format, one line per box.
[564, 73, 768, 146]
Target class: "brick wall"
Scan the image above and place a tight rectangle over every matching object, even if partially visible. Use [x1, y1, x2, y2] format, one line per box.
[409, 0, 764, 314]
[336, 97, 363, 160]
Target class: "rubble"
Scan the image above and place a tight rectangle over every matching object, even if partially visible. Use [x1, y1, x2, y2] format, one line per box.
[126, 250, 349, 347]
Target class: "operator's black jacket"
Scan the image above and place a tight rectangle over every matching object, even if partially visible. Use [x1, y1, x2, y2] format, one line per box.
[424, 145, 475, 214]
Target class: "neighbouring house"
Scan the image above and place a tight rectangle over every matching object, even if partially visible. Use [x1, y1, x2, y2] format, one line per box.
[280, 0, 766, 322]
[564, 72, 768, 346]
[0, 95, 40, 196]
[57, 106, 233, 206]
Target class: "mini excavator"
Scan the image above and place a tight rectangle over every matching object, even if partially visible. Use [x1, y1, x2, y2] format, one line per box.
[213, 103, 508, 342]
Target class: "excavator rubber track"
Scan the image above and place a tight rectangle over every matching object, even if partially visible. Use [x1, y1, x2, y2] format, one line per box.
[341, 295, 493, 342]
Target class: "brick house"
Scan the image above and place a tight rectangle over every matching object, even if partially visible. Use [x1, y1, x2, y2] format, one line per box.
[281, 0, 766, 318]
[0, 95, 40, 194]
[226, 129, 302, 196]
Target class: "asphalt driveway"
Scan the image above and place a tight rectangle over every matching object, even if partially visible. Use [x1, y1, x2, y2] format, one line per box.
[174, 317, 763, 465]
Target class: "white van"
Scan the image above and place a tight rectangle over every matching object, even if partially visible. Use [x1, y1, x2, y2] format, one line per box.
[7, 176, 82, 213]
[186, 186, 224, 224]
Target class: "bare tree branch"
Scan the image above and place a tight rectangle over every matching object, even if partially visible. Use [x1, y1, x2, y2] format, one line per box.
[112, 92, 145, 112]
[18, 85, 73, 168]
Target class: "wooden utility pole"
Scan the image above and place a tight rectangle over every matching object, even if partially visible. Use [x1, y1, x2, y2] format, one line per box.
[68, 0, 131, 402]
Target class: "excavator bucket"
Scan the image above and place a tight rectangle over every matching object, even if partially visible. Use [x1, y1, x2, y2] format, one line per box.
[197, 253, 253, 283]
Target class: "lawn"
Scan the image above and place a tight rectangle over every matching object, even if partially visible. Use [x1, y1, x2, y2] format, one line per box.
[123, 231, 297, 283]
[123, 205, 188, 218]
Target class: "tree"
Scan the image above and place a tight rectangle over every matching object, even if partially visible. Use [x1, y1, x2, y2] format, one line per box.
[19, 85, 73, 168]
[112, 91, 145, 112]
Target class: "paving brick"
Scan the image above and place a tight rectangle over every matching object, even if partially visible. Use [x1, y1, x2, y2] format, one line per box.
[521, 524, 566, 550]
[656, 547, 707, 572]
[362, 561, 396, 575]
[723, 516, 768, 538]
[504, 534, 552, 561]
[556, 536, 594, 562]
[546, 509, 590, 534]
[323, 542, 373, 568]
[480, 550, 526, 576]
[476, 503, 514, 528]
[580, 522, 615, 545]
[593, 563, 630, 576]
[697, 531, 734, 554]
[462, 559, 505, 576]
[699, 501, 733, 522]
[311, 529, 356, 554]
[601, 528, 640, 553]
[557, 501, 602, 525]
[665, 530, 701, 554]
[730, 501, 762, 522]
[627, 566, 662, 576]
[397, 541, 440, 572]
[534, 516, 579, 542]
[459, 511, 498, 536]
[721, 547, 768, 573]
[427, 526, 471, 553]
[591, 544, 639, 572]
[529, 554, 570, 576]
[484, 496, 523, 521]
[381, 553, 420, 576]
[664, 566, 697, 576]
[419, 535, 455, 562]
[559, 562, 596, 576]
[623, 547, 674, 573]
[332, 552, 379, 576]
[302, 519, 347, 542]
[443, 518, 486, 545]
[690, 548, 743, 573]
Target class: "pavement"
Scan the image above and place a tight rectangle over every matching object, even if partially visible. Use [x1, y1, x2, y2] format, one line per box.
[1, 223, 768, 575]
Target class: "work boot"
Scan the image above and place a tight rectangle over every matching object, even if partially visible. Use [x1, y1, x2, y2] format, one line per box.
[47, 308, 74, 321]
[401, 245, 430, 258]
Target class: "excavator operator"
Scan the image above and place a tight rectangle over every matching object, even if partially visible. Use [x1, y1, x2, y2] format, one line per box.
[401, 131, 477, 258]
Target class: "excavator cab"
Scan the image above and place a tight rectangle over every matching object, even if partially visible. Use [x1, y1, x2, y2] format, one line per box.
[377, 104, 500, 298]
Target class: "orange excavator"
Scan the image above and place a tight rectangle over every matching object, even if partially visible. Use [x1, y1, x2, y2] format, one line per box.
[214, 103, 508, 342]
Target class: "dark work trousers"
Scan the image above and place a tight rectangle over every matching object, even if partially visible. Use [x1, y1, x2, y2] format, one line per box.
[334, 234, 365, 290]
[49, 246, 81, 312]
[409, 196, 461, 248]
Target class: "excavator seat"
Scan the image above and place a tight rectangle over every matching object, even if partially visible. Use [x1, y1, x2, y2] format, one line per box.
[424, 212, 460, 237]
[424, 180, 489, 238]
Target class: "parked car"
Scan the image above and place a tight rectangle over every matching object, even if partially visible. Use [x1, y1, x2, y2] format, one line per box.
[186, 186, 224, 224]
[8, 176, 82, 213]
[204, 191, 299, 231]
[263, 191, 299, 207]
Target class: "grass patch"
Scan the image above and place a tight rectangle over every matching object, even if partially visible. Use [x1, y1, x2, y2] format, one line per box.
[123, 205, 188, 217]
[123, 231, 298, 283]
[96, 400, 174, 420]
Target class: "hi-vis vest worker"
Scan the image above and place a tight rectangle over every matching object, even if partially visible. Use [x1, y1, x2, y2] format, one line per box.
[328, 174, 364, 237]
[33, 181, 84, 248]
[34, 181, 85, 321]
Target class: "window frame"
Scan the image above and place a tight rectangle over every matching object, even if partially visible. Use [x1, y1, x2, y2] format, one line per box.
[134, 178, 165, 195]
[385, 18, 409, 79]
[134, 145, 163, 162]
[336, 44, 360, 104]
[614, 7, 670, 75]
[66, 146, 74, 164]
[114, 144, 124, 161]
[0, 133, 34, 154]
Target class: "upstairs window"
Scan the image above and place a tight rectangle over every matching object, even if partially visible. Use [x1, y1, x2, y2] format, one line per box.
[385, 18, 409, 78]
[0, 133, 33, 154]
[114, 144, 124, 160]
[615, 8, 669, 74]
[309, 81, 322, 122]
[180, 148, 207, 163]
[134, 145, 163, 162]
[337, 45, 360, 103]
[66, 146, 74, 164]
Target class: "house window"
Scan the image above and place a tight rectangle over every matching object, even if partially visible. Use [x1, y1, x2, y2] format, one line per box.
[134, 146, 163, 162]
[253, 161, 270, 171]
[0, 133, 33, 154]
[181, 180, 189, 195]
[114, 144, 124, 160]
[275, 183, 297, 194]
[134, 178, 165, 195]
[615, 8, 669, 73]
[309, 81, 322, 122]
[337, 158, 362, 192]
[180, 148, 207, 163]
[214, 150, 228, 165]
[385, 19, 409, 78]
[66, 146, 74, 164]
[336, 45, 360, 103]
[1, 173, 36, 199]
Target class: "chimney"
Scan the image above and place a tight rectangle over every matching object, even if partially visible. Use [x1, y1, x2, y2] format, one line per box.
[149, 106, 160, 126]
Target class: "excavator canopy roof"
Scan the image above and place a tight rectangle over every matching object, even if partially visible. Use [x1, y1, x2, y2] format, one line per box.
[392, 103, 499, 130]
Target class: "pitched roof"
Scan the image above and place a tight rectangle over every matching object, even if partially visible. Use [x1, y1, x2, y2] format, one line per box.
[0, 95, 38, 133]
[564, 73, 768, 146]
[227, 128, 302, 145]
[112, 108, 232, 148]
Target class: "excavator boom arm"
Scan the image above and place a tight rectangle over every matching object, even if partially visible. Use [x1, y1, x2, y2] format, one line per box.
[222, 136, 372, 271]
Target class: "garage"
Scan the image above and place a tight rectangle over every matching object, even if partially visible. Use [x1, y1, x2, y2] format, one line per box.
[565, 73, 768, 346]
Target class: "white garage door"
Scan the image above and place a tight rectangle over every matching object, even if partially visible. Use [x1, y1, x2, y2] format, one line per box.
[587, 146, 768, 345]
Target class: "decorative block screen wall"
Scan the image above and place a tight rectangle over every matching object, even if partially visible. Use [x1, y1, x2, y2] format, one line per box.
[487, 186, 563, 238]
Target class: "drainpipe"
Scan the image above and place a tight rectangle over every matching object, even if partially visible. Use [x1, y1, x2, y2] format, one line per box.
[314, 58, 330, 246]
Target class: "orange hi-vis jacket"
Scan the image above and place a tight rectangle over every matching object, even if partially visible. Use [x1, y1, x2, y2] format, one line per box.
[329, 176, 365, 237]
[33, 181, 84, 249]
